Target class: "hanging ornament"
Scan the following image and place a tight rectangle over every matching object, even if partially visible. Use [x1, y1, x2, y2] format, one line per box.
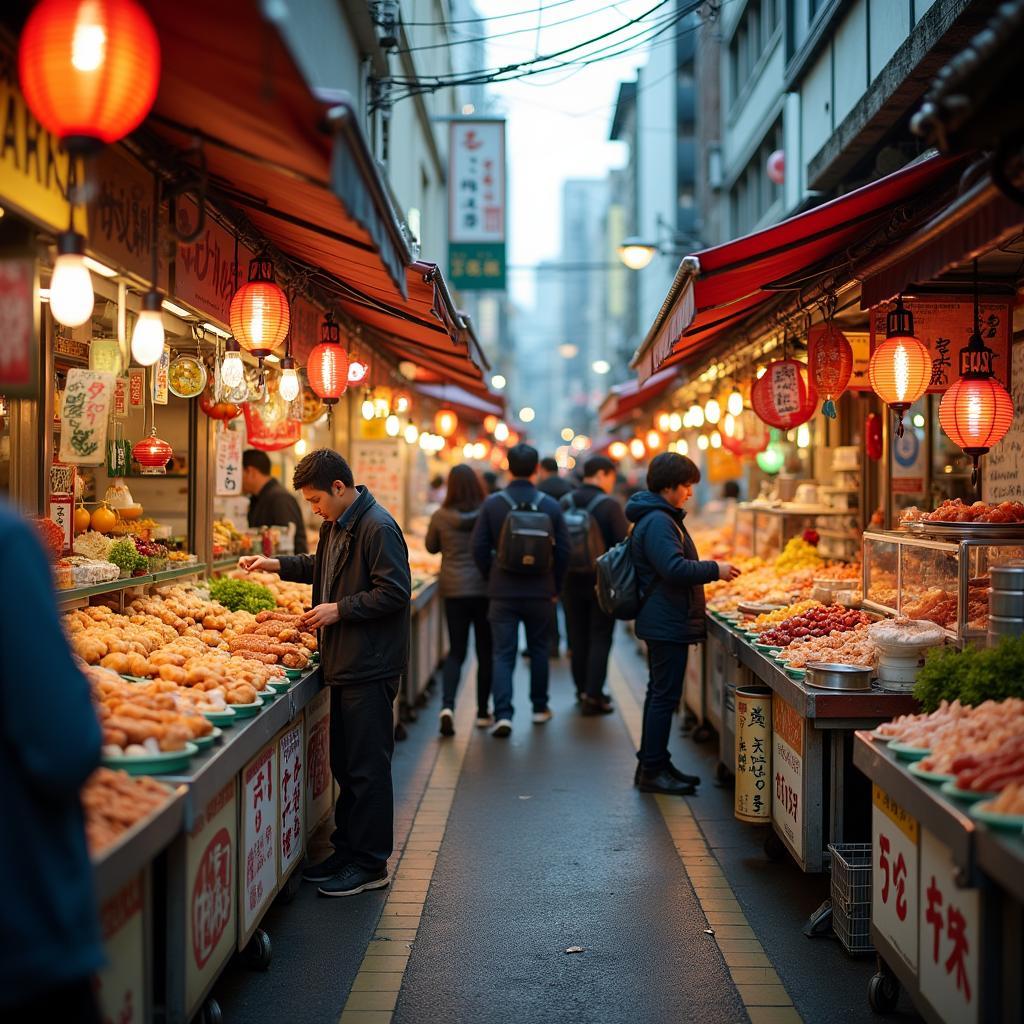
[306, 314, 349, 406]
[220, 338, 245, 390]
[750, 359, 817, 429]
[132, 430, 172, 474]
[435, 408, 459, 438]
[199, 383, 241, 422]
[808, 320, 853, 419]
[348, 356, 369, 386]
[869, 296, 931, 438]
[243, 398, 301, 451]
[756, 430, 786, 475]
[228, 257, 290, 375]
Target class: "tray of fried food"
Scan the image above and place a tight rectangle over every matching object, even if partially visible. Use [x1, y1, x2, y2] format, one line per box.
[66, 606, 180, 665]
[227, 634, 312, 669]
[81, 767, 175, 855]
[777, 623, 879, 670]
[90, 677, 212, 753]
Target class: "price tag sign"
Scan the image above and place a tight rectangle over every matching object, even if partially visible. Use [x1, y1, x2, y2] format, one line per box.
[872, 785, 919, 973]
[241, 743, 278, 943]
[96, 874, 146, 1024]
[152, 349, 170, 405]
[305, 689, 332, 839]
[59, 368, 114, 465]
[919, 828, 981, 1024]
[215, 427, 243, 497]
[771, 693, 804, 859]
[128, 367, 145, 408]
[113, 376, 130, 418]
[278, 722, 305, 879]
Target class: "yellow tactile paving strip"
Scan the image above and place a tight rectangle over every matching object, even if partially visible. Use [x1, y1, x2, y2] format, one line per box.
[338, 695, 476, 1024]
[607, 652, 803, 1024]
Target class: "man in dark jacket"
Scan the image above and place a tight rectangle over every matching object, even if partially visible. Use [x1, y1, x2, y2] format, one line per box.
[625, 453, 739, 795]
[243, 448, 309, 554]
[472, 444, 570, 737]
[561, 455, 629, 715]
[0, 500, 103, 1022]
[537, 456, 573, 499]
[241, 448, 411, 896]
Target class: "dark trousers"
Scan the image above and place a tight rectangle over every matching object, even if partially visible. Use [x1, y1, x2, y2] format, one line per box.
[562, 580, 614, 700]
[639, 641, 689, 771]
[441, 596, 493, 715]
[4, 978, 101, 1023]
[490, 598, 551, 720]
[329, 678, 399, 872]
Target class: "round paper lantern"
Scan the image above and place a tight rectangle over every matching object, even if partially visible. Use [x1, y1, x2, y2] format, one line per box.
[306, 314, 348, 405]
[869, 297, 931, 437]
[435, 409, 458, 438]
[229, 258, 290, 361]
[721, 409, 769, 457]
[750, 359, 817, 429]
[19, 0, 161, 152]
[766, 149, 785, 186]
[939, 332, 1014, 487]
[808, 322, 853, 419]
[132, 430, 172, 475]
[756, 431, 786, 475]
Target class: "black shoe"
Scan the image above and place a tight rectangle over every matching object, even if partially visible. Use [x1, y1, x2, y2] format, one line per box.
[303, 850, 347, 883]
[580, 695, 615, 716]
[439, 708, 455, 737]
[666, 763, 701, 786]
[317, 864, 389, 897]
[637, 768, 696, 796]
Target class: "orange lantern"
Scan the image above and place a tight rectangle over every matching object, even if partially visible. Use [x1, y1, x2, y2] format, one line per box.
[435, 409, 458, 438]
[306, 314, 348, 406]
[19, 0, 161, 152]
[808, 322, 853, 419]
[199, 385, 241, 422]
[229, 258, 290, 363]
[132, 431, 172, 475]
[608, 441, 629, 461]
[869, 297, 931, 437]
[751, 359, 817, 429]
[645, 429, 663, 451]
[483, 413, 499, 434]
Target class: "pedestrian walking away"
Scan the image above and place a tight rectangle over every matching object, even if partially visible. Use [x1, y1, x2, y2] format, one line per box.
[536, 456, 573, 655]
[625, 453, 740, 796]
[241, 448, 309, 554]
[426, 464, 494, 735]
[472, 443, 570, 738]
[560, 454, 629, 715]
[240, 448, 411, 898]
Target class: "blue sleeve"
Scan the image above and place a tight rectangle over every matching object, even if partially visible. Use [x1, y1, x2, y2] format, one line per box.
[0, 518, 101, 797]
[471, 500, 494, 578]
[642, 515, 719, 587]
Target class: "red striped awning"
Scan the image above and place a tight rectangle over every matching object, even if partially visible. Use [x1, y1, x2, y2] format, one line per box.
[599, 367, 680, 427]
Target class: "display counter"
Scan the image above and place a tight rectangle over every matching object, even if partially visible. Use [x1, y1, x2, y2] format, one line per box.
[405, 577, 445, 712]
[58, 564, 208, 610]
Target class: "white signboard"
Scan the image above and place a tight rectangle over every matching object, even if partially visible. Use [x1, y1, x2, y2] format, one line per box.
[152, 347, 170, 405]
[241, 743, 278, 942]
[59, 368, 114, 465]
[771, 693, 803, 859]
[305, 688, 332, 839]
[351, 440, 405, 523]
[984, 339, 1024, 502]
[215, 427, 243, 497]
[448, 120, 505, 243]
[96, 874, 146, 1023]
[872, 785, 919, 973]
[278, 721, 305, 878]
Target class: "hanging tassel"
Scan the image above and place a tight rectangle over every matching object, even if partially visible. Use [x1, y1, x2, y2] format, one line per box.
[895, 414, 905, 439]
[822, 398, 837, 419]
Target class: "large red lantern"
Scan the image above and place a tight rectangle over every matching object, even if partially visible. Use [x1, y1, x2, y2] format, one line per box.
[722, 409, 770, 457]
[306, 314, 348, 405]
[19, 0, 161, 152]
[229, 258, 290, 363]
[869, 297, 931, 437]
[751, 359, 817, 429]
[808, 322, 853, 419]
[132, 430, 172, 474]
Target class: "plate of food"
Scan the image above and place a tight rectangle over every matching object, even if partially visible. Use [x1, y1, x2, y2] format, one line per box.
[969, 785, 1024, 831]
[192, 727, 223, 751]
[203, 706, 237, 726]
[868, 728, 893, 743]
[888, 741, 932, 762]
[908, 761, 955, 785]
[285, 667, 304, 681]
[102, 741, 198, 775]
[258, 687, 281, 702]
[754, 643, 783, 654]
[229, 696, 264, 719]
[269, 677, 294, 692]
[939, 779, 997, 803]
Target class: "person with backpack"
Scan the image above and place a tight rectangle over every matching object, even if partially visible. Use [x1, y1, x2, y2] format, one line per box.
[624, 453, 740, 795]
[426, 465, 493, 735]
[560, 455, 629, 715]
[471, 443, 571, 738]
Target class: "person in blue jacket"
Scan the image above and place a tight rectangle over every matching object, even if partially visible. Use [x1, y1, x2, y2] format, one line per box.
[0, 499, 104, 1021]
[625, 453, 740, 795]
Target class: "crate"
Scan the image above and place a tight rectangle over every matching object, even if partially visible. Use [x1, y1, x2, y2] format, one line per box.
[828, 842, 875, 955]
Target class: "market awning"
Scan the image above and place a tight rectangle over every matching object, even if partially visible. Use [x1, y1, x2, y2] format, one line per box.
[599, 367, 680, 427]
[631, 155, 967, 383]
[414, 383, 504, 421]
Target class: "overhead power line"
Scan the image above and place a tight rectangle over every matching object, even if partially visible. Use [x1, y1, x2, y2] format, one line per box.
[402, 0, 589, 27]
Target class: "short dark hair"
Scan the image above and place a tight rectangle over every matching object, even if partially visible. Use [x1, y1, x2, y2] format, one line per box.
[243, 449, 271, 475]
[583, 455, 615, 479]
[293, 448, 354, 491]
[647, 452, 701, 493]
[443, 464, 485, 512]
[482, 470, 499, 493]
[540, 457, 559, 473]
[723, 481, 741, 499]
[507, 443, 539, 478]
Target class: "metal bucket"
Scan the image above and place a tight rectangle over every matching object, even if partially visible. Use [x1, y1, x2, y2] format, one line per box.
[991, 562, 1024, 590]
[734, 686, 772, 823]
[988, 614, 1024, 640]
[989, 589, 1024, 618]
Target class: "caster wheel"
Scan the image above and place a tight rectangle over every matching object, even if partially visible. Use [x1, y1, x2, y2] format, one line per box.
[715, 761, 732, 784]
[244, 928, 272, 971]
[692, 723, 713, 744]
[764, 830, 787, 862]
[868, 971, 900, 1013]
[200, 997, 223, 1024]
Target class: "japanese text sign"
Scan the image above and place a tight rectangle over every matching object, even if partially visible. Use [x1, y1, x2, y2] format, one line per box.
[59, 369, 114, 465]
[278, 722, 305, 878]
[771, 693, 804, 859]
[352, 441, 405, 522]
[735, 690, 771, 822]
[128, 367, 145, 408]
[215, 427, 243, 497]
[113, 376, 130, 418]
[872, 785, 919, 973]
[305, 689, 332, 839]
[241, 744, 278, 941]
[152, 348, 170, 405]
[97, 874, 146, 1024]
[0, 257, 38, 398]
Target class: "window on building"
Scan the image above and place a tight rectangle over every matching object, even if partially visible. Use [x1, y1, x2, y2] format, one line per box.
[728, 0, 782, 103]
[728, 120, 783, 236]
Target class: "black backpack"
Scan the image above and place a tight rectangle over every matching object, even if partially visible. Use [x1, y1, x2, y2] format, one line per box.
[594, 535, 644, 619]
[495, 490, 555, 574]
[561, 492, 610, 573]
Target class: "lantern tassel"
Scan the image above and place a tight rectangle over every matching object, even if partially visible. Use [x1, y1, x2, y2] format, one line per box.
[971, 456, 980, 494]
[895, 414, 905, 439]
[822, 398, 837, 420]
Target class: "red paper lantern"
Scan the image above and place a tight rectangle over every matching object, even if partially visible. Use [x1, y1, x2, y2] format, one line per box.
[435, 409, 458, 438]
[869, 297, 931, 437]
[751, 360, 817, 429]
[132, 430, 172, 474]
[306, 314, 349, 405]
[722, 409, 770, 457]
[808, 322, 853, 419]
[19, 0, 161, 152]
[229, 258, 290, 361]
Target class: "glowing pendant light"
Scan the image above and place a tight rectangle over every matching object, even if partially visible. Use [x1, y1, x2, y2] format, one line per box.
[229, 257, 290, 368]
[435, 408, 459, 438]
[50, 230, 94, 327]
[629, 437, 646, 459]
[403, 421, 419, 444]
[220, 338, 245, 389]
[704, 398, 721, 425]
[306, 314, 349, 405]
[278, 356, 300, 403]
[130, 290, 165, 366]
[727, 388, 744, 417]
[645, 429, 663, 451]
[361, 392, 375, 421]
[869, 296, 931, 437]
[756, 430, 786, 475]
[688, 403, 705, 428]
[608, 441, 629, 461]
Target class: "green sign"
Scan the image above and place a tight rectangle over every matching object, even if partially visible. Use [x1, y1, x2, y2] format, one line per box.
[449, 242, 506, 291]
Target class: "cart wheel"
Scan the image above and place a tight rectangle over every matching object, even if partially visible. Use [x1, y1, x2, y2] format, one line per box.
[715, 761, 731, 784]
[868, 971, 900, 1013]
[692, 723, 713, 744]
[200, 998, 223, 1024]
[244, 929, 272, 971]
[277, 868, 302, 905]
[763, 830, 787, 862]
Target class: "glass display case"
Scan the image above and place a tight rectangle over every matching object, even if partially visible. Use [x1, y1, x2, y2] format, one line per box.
[862, 530, 1024, 643]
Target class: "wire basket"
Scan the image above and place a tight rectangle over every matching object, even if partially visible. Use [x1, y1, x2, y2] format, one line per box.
[828, 842, 875, 955]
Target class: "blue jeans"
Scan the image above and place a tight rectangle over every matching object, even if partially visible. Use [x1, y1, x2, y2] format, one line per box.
[489, 599, 552, 721]
[639, 641, 689, 772]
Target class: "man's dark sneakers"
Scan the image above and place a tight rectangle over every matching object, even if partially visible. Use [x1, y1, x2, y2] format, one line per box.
[636, 768, 696, 796]
[633, 762, 701, 787]
[580, 695, 615, 716]
[317, 864, 389, 897]
[303, 850, 347, 883]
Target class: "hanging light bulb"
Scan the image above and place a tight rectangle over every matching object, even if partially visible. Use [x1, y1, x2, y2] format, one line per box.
[418, 432, 431, 451]
[723, 413, 736, 438]
[385, 414, 401, 437]
[688, 403, 705, 428]
[668, 412, 683, 432]
[463, 442, 474, 459]
[704, 398, 721, 425]
[677, 438, 689, 456]
[294, 438, 308, 458]
[629, 437, 646, 459]
[645, 429, 663, 451]
[403, 421, 419, 445]
[130, 290, 165, 366]
[361, 392, 375, 420]
[796, 424, 812, 449]
[727, 389, 744, 417]
[435, 408, 459, 437]
[656, 412, 671, 433]
[697, 434, 710, 451]
[493, 421, 510, 443]
[49, 231, 94, 327]
[710, 431, 722, 448]
[278, 357, 300, 402]
[608, 441, 629, 461]
[220, 338, 245, 389]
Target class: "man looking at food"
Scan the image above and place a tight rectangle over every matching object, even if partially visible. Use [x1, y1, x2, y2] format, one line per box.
[242, 448, 309, 554]
[240, 448, 411, 896]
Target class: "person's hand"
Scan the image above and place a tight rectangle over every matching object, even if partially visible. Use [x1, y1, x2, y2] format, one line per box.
[238, 555, 279, 573]
[302, 603, 340, 630]
[716, 561, 741, 581]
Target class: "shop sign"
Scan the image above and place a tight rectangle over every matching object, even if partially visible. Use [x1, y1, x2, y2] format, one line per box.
[305, 688, 332, 838]
[113, 376, 130, 418]
[351, 440, 404, 521]
[984, 338, 1024, 504]
[867, 296, 1012, 392]
[186, 780, 237, 1013]
[241, 743, 278, 943]
[846, 332, 871, 387]
[152, 349, 170, 405]
[96, 873, 146, 1024]
[215, 427, 243, 497]
[89, 337, 123, 376]
[278, 721, 305, 879]
[734, 689, 771, 822]
[59, 368, 114, 465]
[128, 367, 146, 408]
[918, 828, 980, 1024]
[872, 785, 918, 973]
[0, 257, 38, 397]
[771, 692, 804, 859]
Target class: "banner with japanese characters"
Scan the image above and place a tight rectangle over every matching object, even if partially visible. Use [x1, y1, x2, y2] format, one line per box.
[305, 689, 332, 839]
[215, 426, 243, 497]
[153, 348, 170, 405]
[448, 119, 506, 291]
[96, 875, 147, 1023]
[772, 693, 804, 860]
[872, 785, 918, 973]
[278, 722, 305, 880]
[734, 688, 771, 822]
[59, 368, 115, 465]
[240, 743, 278, 945]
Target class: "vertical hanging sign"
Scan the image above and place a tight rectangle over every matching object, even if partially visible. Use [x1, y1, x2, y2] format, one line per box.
[215, 427, 243, 497]
[113, 376, 130, 418]
[59, 369, 115, 465]
[153, 349, 170, 405]
[128, 367, 146, 408]
[448, 119, 506, 291]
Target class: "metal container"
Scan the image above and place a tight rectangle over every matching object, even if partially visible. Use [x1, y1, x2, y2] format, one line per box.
[989, 589, 1024, 618]
[803, 662, 874, 691]
[987, 614, 1024, 638]
[991, 561, 1024, 590]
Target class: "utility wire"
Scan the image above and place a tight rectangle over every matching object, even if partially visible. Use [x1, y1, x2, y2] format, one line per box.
[402, 0, 590, 27]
